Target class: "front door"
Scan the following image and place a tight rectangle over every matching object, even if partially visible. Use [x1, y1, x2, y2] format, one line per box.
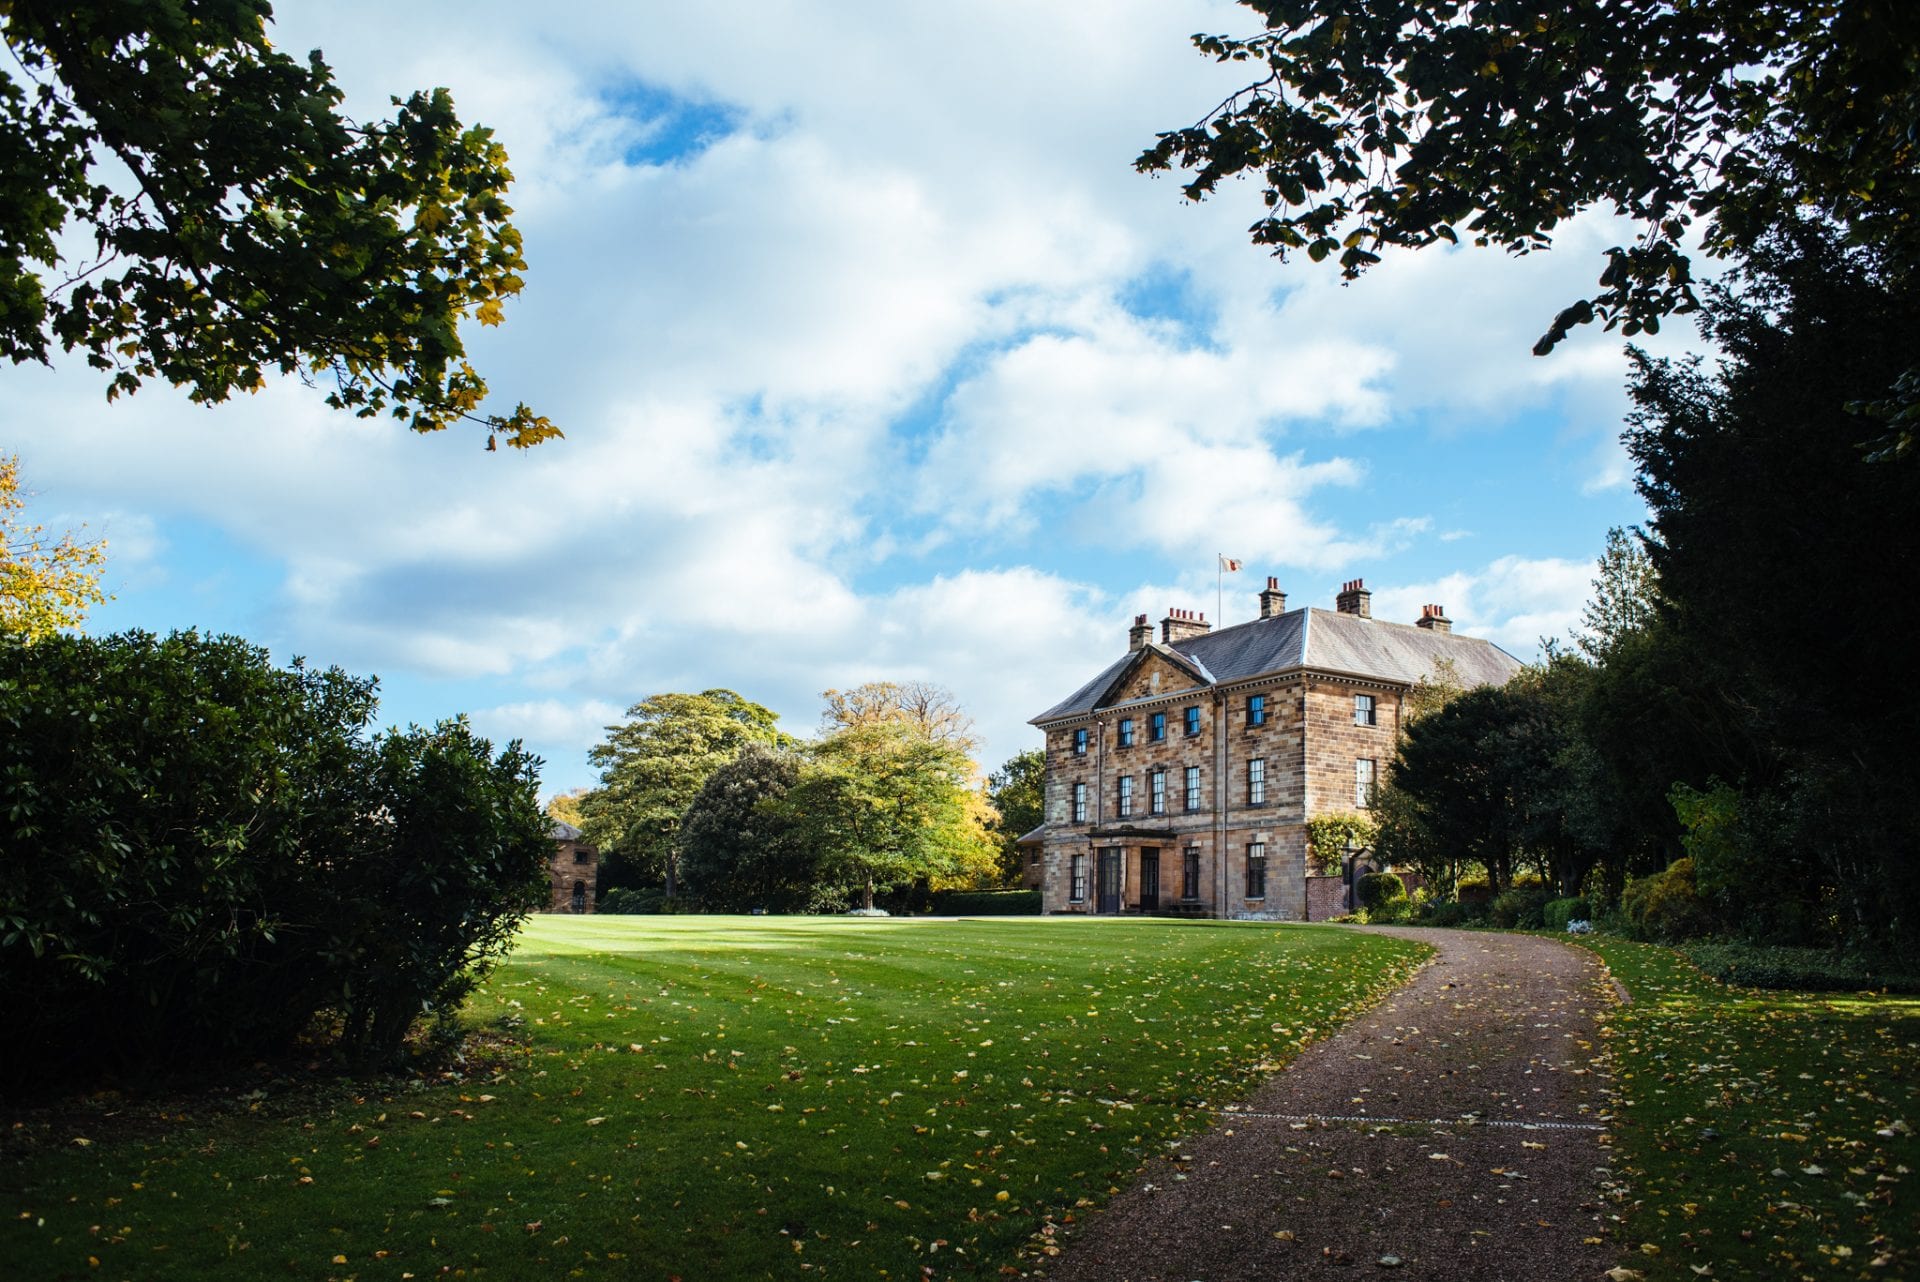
[1139, 847, 1160, 910]
[1097, 848, 1123, 914]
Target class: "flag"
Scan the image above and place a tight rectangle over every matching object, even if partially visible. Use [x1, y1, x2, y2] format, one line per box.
[1219, 555, 1243, 572]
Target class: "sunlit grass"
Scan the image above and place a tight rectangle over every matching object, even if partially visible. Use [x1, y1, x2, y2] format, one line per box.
[1574, 936, 1919, 1280]
[4, 915, 1426, 1280]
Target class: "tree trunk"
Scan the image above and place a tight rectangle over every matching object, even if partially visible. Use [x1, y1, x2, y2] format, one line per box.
[863, 877, 874, 911]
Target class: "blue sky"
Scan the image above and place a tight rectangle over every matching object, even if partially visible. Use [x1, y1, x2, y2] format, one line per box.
[3, 0, 1689, 796]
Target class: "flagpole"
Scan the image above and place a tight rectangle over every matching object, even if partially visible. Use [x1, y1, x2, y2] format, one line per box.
[1217, 554, 1223, 624]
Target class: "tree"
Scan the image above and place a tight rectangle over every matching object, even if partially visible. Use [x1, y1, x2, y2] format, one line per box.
[780, 722, 994, 911]
[1624, 222, 1920, 949]
[1141, 1, 1920, 354]
[678, 745, 825, 912]
[820, 680, 980, 754]
[544, 787, 589, 829]
[1575, 526, 1659, 663]
[579, 690, 791, 896]
[1, 454, 107, 639]
[985, 749, 1045, 881]
[1382, 671, 1603, 895]
[0, 2, 555, 448]
[1402, 654, 1465, 725]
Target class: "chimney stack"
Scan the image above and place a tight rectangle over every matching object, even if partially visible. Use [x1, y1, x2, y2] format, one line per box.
[1258, 576, 1288, 619]
[1128, 613, 1154, 651]
[1335, 578, 1372, 619]
[1160, 607, 1212, 645]
[1415, 603, 1452, 634]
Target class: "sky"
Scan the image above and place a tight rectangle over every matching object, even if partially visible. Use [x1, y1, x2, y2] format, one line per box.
[3, 0, 1701, 797]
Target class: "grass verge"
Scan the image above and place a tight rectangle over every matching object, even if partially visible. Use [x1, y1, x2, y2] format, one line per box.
[3, 916, 1425, 1280]
[1571, 935, 1919, 1280]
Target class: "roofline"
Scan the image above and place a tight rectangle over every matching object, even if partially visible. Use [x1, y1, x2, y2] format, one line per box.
[1029, 605, 1523, 726]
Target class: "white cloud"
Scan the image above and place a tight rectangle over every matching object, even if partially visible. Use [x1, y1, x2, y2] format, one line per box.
[471, 698, 626, 751]
[1370, 554, 1597, 658]
[0, 0, 1674, 786]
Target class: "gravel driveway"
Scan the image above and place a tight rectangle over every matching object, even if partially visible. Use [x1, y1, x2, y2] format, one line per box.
[1040, 927, 1619, 1281]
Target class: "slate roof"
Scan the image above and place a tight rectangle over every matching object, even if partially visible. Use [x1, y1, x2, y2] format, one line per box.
[550, 820, 585, 841]
[1032, 607, 1522, 724]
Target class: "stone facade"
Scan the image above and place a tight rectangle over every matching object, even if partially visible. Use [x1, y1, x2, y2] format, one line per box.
[547, 821, 598, 913]
[1029, 579, 1522, 920]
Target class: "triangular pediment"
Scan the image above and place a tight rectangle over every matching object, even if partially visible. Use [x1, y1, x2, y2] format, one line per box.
[1094, 644, 1212, 710]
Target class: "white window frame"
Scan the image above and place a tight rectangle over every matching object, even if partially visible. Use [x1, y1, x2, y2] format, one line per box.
[1247, 757, 1266, 805]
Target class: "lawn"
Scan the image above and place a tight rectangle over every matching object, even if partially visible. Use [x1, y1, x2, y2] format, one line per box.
[1573, 936, 1919, 1280]
[3, 916, 1426, 1280]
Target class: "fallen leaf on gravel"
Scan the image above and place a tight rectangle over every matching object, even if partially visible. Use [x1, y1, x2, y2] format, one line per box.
[1427, 1153, 1451, 1161]
[1604, 1270, 1645, 1282]
[1377, 1254, 1403, 1267]
[1521, 1140, 1547, 1150]
[1274, 1230, 1295, 1241]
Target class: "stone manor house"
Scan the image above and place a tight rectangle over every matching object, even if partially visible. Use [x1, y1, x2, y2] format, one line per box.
[1026, 578, 1520, 919]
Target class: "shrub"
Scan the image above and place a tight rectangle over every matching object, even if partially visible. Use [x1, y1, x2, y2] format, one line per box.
[597, 887, 670, 914]
[1543, 896, 1592, 930]
[1417, 899, 1475, 927]
[331, 718, 551, 1062]
[0, 630, 550, 1088]
[1619, 857, 1718, 941]
[1355, 872, 1407, 913]
[1457, 879, 1493, 906]
[1364, 896, 1414, 924]
[930, 889, 1042, 916]
[1489, 878, 1553, 928]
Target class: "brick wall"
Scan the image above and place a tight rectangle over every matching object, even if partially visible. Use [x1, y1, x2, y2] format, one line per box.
[547, 838, 598, 913]
[1305, 875, 1350, 921]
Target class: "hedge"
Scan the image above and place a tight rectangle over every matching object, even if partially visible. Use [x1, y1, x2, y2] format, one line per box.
[1681, 942, 1920, 994]
[930, 889, 1041, 916]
